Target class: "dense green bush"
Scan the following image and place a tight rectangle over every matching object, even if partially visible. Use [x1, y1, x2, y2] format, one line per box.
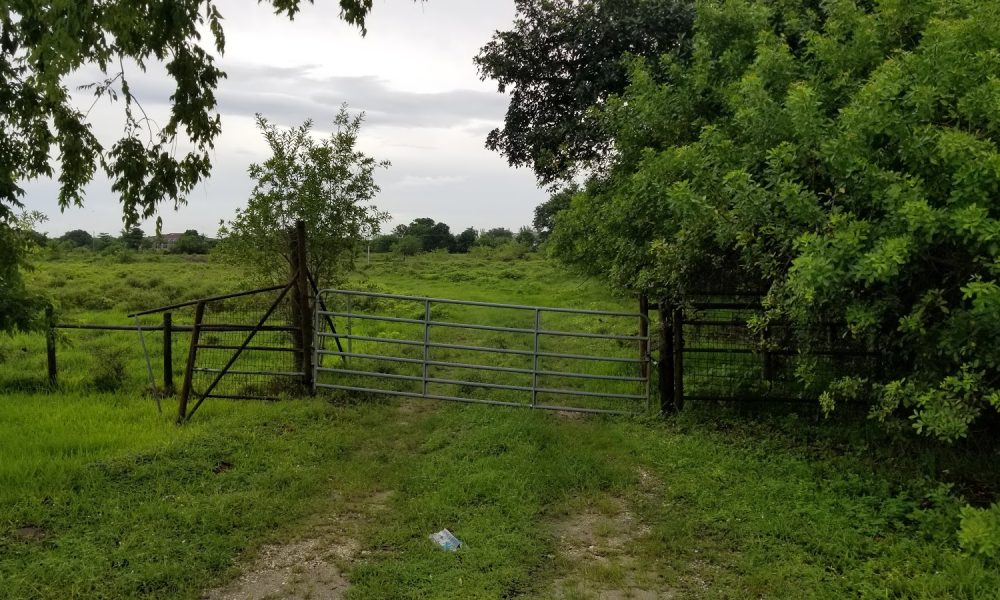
[551, 0, 1000, 440]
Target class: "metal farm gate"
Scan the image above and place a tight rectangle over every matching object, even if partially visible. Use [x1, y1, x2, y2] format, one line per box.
[312, 289, 651, 414]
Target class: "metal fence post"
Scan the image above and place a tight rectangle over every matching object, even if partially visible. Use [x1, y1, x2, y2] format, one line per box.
[423, 300, 431, 396]
[532, 309, 540, 407]
[639, 293, 649, 379]
[313, 292, 320, 392]
[672, 306, 684, 411]
[346, 295, 353, 361]
[658, 301, 679, 414]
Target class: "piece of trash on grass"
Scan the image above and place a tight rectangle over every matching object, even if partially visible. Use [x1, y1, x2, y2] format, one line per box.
[429, 528, 462, 551]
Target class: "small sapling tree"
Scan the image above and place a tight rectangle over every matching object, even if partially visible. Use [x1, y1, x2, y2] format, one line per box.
[219, 107, 389, 288]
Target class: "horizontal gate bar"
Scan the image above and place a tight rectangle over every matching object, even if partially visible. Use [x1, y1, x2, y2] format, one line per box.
[204, 393, 280, 401]
[317, 351, 424, 365]
[193, 368, 304, 377]
[128, 283, 288, 317]
[318, 288, 646, 319]
[319, 336, 645, 364]
[319, 351, 532, 375]
[317, 367, 424, 382]
[315, 383, 634, 415]
[319, 311, 533, 333]
[319, 350, 645, 383]
[317, 332, 423, 347]
[55, 323, 166, 331]
[318, 310, 647, 342]
[537, 370, 645, 383]
[197, 344, 299, 353]
[427, 377, 532, 392]
[536, 387, 646, 401]
[316, 367, 646, 400]
[199, 324, 298, 332]
[427, 341, 533, 356]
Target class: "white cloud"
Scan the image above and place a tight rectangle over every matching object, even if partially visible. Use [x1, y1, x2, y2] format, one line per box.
[394, 175, 466, 188]
[20, 0, 546, 237]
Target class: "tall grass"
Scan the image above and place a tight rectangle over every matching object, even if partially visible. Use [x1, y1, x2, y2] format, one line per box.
[0, 251, 996, 598]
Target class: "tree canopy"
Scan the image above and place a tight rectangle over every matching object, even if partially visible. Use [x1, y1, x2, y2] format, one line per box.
[549, 0, 1000, 441]
[60, 229, 93, 248]
[393, 218, 455, 252]
[475, 0, 693, 185]
[1, 0, 378, 225]
[533, 185, 576, 241]
[0, 0, 383, 333]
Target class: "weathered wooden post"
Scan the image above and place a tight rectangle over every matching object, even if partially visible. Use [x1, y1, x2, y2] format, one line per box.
[178, 301, 205, 423]
[45, 306, 57, 388]
[289, 220, 314, 392]
[162, 312, 174, 394]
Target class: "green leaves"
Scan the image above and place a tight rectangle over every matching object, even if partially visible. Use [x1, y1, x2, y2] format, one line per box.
[548, 0, 1000, 440]
[475, 0, 695, 185]
[218, 107, 389, 288]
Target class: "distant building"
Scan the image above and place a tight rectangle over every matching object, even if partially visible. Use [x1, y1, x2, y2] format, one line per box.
[152, 233, 184, 251]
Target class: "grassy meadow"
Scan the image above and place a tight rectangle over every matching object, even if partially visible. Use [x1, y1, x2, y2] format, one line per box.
[1, 249, 998, 599]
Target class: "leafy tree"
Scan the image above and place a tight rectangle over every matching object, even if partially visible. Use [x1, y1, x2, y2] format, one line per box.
[0, 212, 47, 333]
[533, 186, 576, 240]
[0, 1, 382, 334]
[120, 226, 144, 250]
[60, 230, 93, 248]
[93, 233, 117, 252]
[393, 218, 455, 252]
[1, 1, 378, 228]
[475, 0, 693, 185]
[453, 227, 478, 253]
[170, 229, 209, 254]
[552, 0, 1000, 440]
[515, 226, 537, 247]
[218, 108, 389, 287]
[395, 235, 422, 259]
[370, 234, 398, 253]
[476, 227, 515, 248]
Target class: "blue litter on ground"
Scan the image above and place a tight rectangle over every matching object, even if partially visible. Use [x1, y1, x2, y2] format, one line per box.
[429, 528, 463, 551]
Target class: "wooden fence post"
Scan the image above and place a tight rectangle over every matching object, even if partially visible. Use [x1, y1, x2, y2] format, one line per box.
[162, 312, 174, 394]
[45, 306, 57, 388]
[178, 301, 205, 423]
[290, 220, 314, 393]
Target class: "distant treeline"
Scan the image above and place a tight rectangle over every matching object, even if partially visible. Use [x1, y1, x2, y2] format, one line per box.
[46, 228, 215, 255]
[370, 218, 539, 255]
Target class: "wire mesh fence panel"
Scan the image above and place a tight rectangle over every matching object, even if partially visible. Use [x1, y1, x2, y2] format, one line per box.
[189, 289, 301, 402]
[678, 295, 879, 404]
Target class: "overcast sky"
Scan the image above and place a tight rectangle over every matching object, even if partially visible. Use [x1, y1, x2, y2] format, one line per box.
[22, 0, 545, 237]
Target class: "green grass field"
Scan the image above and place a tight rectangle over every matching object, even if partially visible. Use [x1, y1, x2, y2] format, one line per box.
[1, 250, 998, 599]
